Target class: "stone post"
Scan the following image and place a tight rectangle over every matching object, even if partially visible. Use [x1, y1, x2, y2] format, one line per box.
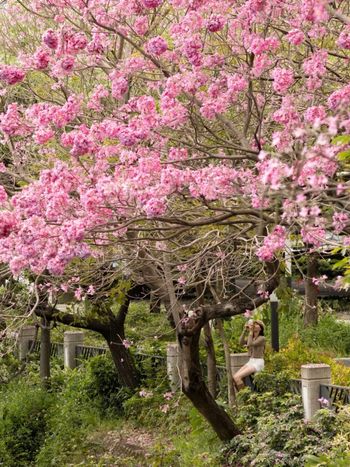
[18, 326, 37, 360]
[167, 343, 180, 392]
[301, 363, 331, 421]
[230, 353, 249, 375]
[64, 331, 84, 369]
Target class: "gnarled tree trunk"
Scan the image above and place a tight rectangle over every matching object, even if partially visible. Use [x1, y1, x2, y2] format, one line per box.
[36, 297, 140, 389]
[178, 329, 239, 441]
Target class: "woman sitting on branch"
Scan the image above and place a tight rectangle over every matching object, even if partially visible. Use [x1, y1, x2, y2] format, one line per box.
[233, 319, 266, 391]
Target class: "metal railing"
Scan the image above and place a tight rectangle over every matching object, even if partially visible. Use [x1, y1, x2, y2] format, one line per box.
[76, 345, 107, 359]
[320, 383, 350, 411]
[29, 340, 63, 357]
[289, 378, 302, 395]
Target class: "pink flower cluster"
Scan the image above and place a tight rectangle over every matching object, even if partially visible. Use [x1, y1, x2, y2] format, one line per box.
[271, 68, 294, 94]
[257, 226, 287, 262]
[146, 36, 168, 56]
[0, 65, 25, 85]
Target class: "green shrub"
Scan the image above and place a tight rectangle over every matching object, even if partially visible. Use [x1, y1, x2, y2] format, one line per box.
[223, 390, 343, 467]
[83, 355, 134, 417]
[35, 368, 101, 466]
[265, 337, 350, 386]
[0, 383, 53, 466]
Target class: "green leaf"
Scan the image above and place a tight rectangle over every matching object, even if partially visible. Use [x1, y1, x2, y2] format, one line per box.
[337, 149, 350, 161]
[332, 257, 349, 270]
[332, 135, 350, 145]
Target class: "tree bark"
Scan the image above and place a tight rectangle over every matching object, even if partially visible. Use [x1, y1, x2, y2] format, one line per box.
[178, 330, 239, 441]
[304, 254, 318, 326]
[40, 317, 51, 383]
[203, 322, 217, 398]
[216, 319, 236, 408]
[36, 298, 140, 389]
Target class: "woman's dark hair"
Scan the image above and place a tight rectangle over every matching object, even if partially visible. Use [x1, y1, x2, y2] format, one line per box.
[254, 322, 264, 336]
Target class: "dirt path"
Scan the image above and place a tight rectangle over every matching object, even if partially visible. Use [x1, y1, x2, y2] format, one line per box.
[83, 424, 174, 466]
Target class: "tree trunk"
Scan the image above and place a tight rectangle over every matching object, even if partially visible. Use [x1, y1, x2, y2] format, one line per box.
[216, 319, 236, 408]
[37, 298, 140, 389]
[103, 327, 140, 389]
[178, 330, 239, 441]
[40, 317, 51, 383]
[203, 322, 217, 398]
[304, 254, 318, 326]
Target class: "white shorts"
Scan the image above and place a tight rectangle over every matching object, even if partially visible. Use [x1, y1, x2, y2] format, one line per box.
[247, 358, 264, 373]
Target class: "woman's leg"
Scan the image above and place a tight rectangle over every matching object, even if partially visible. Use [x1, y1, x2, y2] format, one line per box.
[233, 365, 256, 390]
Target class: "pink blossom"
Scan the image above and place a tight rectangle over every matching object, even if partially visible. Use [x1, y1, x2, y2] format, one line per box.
[304, 106, 326, 125]
[302, 50, 328, 78]
[318, 397, 329, 407]
[42, 30, 58, 49]
[332, 212, 349, 234]
[312, 275, 327, 286]
[337, 28, 350, 49]
[271, 68, 294, 94]
[257, 226, 287, 262]
[328, 84, 350, 110]
[244, 309, 253, 318]
[183, 35, 203, 66]
[163, 392, 174, 400]
[87, 285, 96, 295]
[134, 17, 148, 35]
[143, 197, 167, 217]
[0, 104, 28, 137]
[34, 128, 54, 145]
[0, 65, 25, 85]
[301, 226, 326, 247]
[111, 76, 128, 99]
[287, 29, 304, 46]
[74, 286, 84, 301]
[142, 0, 163, 8]
[67, 32, 88, 52]
[206, 15, 225, 33]
[0, 186, 8, 204]
[122, 339, 132, 349]
[33, 48, 50, 70]
[146, 36, 168, 56]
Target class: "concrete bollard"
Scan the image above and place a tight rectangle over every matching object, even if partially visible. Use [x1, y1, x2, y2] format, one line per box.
[167, 343, 180, 392]
[64, 331, 84, 369]
[301, 363, 331, 421]
[230, 353, 249, 375]
[18, 326, 37, 360]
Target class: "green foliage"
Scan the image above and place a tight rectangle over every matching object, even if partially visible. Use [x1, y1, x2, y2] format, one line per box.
[0, 383, 53, 466]
[83, 355, 134, 417]
[266, 337, 350, 386]
[223, 390, 343, 467]
[35, 367, 101, 465]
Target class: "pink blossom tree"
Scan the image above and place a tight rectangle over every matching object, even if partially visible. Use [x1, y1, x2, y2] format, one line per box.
[1, 0, 350, 439]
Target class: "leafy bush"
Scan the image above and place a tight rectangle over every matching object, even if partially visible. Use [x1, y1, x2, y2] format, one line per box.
[223, 390, 343, 467]
[35, 368, 101, 466]
[0, 383, 53, 466]
[83, 355, 134, 417]
[36, 355, 134, 465]
[265, 337, 350, 386]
